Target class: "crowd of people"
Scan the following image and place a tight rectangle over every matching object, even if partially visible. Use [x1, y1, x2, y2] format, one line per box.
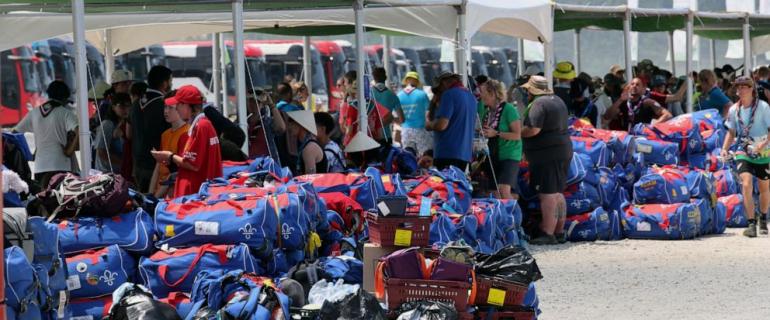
[12, 57, 770, 242]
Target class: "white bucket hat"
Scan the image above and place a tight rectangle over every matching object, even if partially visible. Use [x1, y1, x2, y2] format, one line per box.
[345, 131, 381, 153]
[287, 110, 318, 136]
[110, 69, 133, 85]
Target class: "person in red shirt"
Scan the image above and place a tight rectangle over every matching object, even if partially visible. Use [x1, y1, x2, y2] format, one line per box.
[151, 85, 222, 198]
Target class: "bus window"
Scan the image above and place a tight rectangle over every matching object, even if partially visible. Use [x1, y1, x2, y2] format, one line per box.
[246, 58, 268, 89]
[1, 51, 21, 110]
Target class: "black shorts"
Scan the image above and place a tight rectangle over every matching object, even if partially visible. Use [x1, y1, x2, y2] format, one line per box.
[736, 160, 770, 180]
[528, 156, 571, 194]
[491, 159, 520, 190]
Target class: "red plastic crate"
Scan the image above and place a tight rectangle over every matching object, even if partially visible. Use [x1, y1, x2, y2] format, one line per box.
[385, 278, 470, 311]
[366, 212, 431, 247]
[472, 275, 529, 307]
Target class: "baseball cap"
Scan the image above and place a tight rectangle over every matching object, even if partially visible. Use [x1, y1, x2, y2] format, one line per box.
[110, 69, 133, 85]
[609, 64, 625, 75]
[165, 85, 204, 106]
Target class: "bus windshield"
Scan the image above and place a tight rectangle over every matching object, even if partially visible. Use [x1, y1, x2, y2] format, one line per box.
[246, 58, 269, 89]
[17, 47, 41, 93]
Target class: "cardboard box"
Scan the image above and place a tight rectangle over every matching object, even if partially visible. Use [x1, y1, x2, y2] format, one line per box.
[362, 243, 401, 293]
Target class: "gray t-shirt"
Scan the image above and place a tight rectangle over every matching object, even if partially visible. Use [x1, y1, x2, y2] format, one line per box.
[94, 119, 120, 173]
[523, 94, 572, 160]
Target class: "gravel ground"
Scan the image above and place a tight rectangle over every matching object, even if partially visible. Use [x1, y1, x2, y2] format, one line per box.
[530, 228, 770, 320]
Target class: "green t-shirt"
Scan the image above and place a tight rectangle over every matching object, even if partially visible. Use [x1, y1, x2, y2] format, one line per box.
[478, 101, 522, 161]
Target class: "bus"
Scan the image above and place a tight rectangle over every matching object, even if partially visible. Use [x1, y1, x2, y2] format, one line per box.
[0, 46, 45, 126]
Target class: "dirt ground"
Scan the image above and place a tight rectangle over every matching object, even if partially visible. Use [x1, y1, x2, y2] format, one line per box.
[530, 228, 770, 320]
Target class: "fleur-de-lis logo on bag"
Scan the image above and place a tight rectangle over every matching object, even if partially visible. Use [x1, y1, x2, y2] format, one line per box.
[100, 270, 117, 286]
[239, 223, 256, 239]
[282, 223, 295, 240]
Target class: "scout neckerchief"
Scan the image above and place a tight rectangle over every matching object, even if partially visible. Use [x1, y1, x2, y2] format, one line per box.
[626, 89, 651, 131]
[737, 97, 759, 141]
[39, 100, 64, 117]
[483, 101, 505, 131]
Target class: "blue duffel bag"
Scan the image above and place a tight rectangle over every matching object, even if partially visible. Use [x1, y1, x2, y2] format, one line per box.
[634, 138, 679, 165]
[155, 196, 278, 257]
[691, 198, 714, 236]
[5, 246, 43, 320]
[712, 198, 728, 234]
[718, 194, 747, 228]
[571, 136, 611, 167]
[58, 209, 155, 255]
[185, 270, 290, 320]
[429, 212, 460, 248]
[28, 217, 69, 319]
[563, 207, 621, 242]
[70, 296, 112, 320]
[682, 169, 716, 201]
[714, 169, 741, 197]
[564, 182, 601, 216]
[622, 202, 701, 240]
[66, 244, 135, 299]
[139, 244, 260, 298]
[596, 167, 620, 208]
[566, 152, 588, 186]
[633, 167, 690, 204]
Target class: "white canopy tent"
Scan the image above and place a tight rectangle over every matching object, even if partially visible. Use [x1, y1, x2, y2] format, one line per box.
[0, 0, 554, 174]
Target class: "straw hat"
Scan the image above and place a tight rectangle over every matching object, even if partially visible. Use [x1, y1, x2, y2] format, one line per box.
[110, 69, 133, 85]
[520, 75, 552, 96]
[87, 81, 111, 100]
[553, 61, 576, 80]
[345, 131, 380, 153]
[402, 71, 421, 87]
[287, 110, 318, 136]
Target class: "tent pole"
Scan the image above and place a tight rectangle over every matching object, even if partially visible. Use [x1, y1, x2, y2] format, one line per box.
[668, 31, 676, 75]
[744, 15, 752, 76]
[517, 38, 524, 76]
[574, 29, 581, 74]
[212, 33, 222, 110]
[104, 29, 114, 84]
[623, 8, 633, 83]
[458, 1, 468, 86]
[0, 135, 5, 320]
[303, 36, 313, 109]
[354, 0, 367, 134]
[686, 11, 694, 114]
[382, 35, 391, 81]
[710, 38, 716, 70]
[73, 0, 91, 176]
[232, 0, 248, 154]
[544, 40, 553, 90]
[220, 34, 228, 116]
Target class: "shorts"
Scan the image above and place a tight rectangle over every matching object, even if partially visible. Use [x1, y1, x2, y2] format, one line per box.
[400, 127, 433, 156]
[481, 158, 520, 193]
[736, 160, 770, 180]
[528, 156, 570, 194]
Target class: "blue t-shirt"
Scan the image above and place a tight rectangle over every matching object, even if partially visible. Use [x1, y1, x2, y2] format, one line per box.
[371, 83, 401, 139]
[397, 88, 430, 129]
[433, 86, 477, 162]
[698, 87, 731, 114]
[726, 100, 770, 163]
[276, 100, 303, 112]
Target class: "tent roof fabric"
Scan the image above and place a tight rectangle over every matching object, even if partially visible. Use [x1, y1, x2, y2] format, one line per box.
[0, 1, 357, 14]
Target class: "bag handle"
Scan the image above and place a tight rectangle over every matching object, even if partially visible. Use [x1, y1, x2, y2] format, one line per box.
[373, 260, 386, 299]
[157, 244, 229, 288]
[176, 199, 246, 219]
[469, 269, 478, 304]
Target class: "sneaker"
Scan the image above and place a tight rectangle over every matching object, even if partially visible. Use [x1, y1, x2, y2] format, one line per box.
[555, 233, 567, 244]
[530, 234, 558, 245]
[760, 217, 768, 235]
[744, 222, 757, 238]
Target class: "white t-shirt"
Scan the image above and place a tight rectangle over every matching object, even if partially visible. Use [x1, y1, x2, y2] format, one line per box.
[16, 103, 79, 173]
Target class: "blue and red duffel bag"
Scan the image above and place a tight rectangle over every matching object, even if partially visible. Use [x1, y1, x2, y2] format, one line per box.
[567, 153, 596, 186]
[57, 209, 155, 255]
[66, 244, 135, 299]
[718, 194, 747, 227]
[685, 149, 727, 172]
[470, 199, 521, 253]
[576, 128, 637, 165]
[564, 182, 601, 216]
[159, 292, 194, 319]
[563, 207, 622, 242]
[633, 167, 690, 204]
[713, 169, 741, 197]
[571, 136, 610, 167]
[264, 193, 313, 251]
[700, 129, 725, 153]
[690, 109, 724, 130]
[70, 296, 112, 320]
[293, 173, 380, 210]
[691, 198, 714, 236]
[650, 114, 706, 155]
[138, 243, 260, 298]
[622, 202, 701, 239]
[634, 137, 679, 165]
[197, 178, 272, 200]
[154, 196, 278, 255]
[712, 198, 728, 234]
[406, 167, 472, 214]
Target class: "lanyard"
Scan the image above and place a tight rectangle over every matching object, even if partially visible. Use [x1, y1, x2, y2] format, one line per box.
[737, 99, 759, 139]
[626, 89, 650, 130]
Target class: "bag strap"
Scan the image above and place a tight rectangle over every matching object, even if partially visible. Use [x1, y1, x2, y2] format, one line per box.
[373, 260, 386, 299]
[157, 244, 228, 288]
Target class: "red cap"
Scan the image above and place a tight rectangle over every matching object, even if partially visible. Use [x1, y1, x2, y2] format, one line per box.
[165, 85, 203, 106]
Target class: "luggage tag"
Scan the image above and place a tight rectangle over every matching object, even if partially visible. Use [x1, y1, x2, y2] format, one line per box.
[394, 229, 412, 247]
[487, 288, 506, 306]
[419, 197, 432, 217]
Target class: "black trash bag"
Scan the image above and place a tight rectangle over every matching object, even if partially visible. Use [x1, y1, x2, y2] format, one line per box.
[317, 288, 386, 320]
[473, 245, 543, 284]
[395, 300, 459, 320]
[109, 284, 182, 320]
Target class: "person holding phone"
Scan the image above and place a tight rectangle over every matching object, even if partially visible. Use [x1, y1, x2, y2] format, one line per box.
[477, 79, 522, 200]
[247, 87, 286, 159]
